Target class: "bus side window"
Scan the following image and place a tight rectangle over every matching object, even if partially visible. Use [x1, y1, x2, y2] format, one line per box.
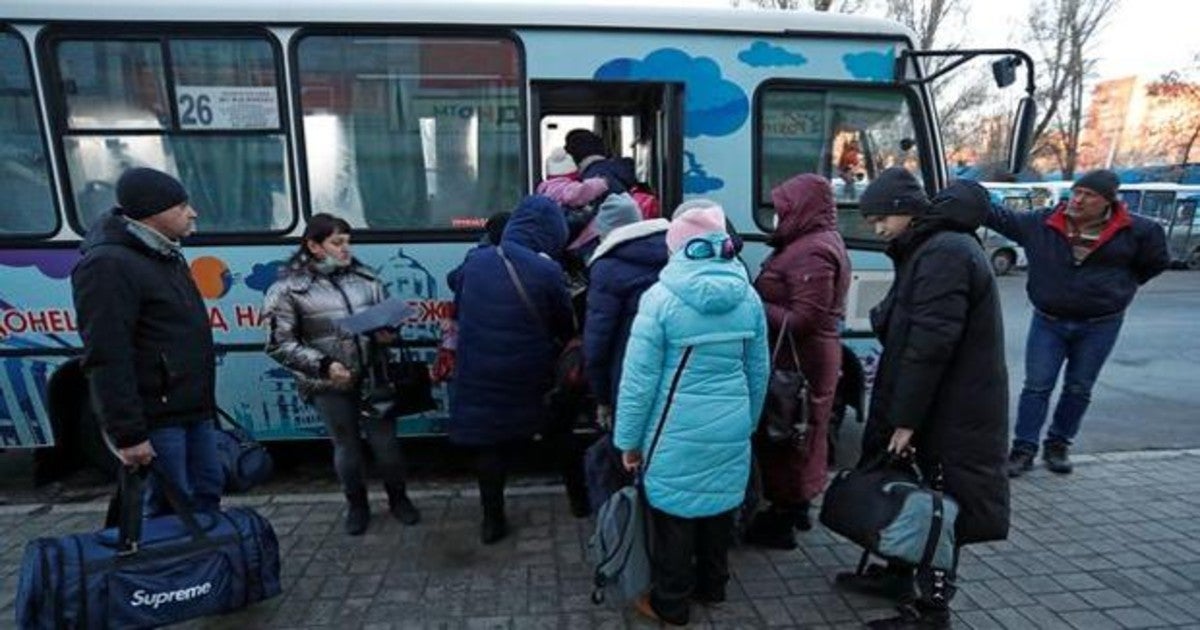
[757, 85, 922, 242]
[53, 34, 291, 234]
[0, 30, 57, 237]
[295, 34, 523, 232]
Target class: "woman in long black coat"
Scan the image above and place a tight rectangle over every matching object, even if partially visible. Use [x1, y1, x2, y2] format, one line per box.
[840, 170, 1010, 630]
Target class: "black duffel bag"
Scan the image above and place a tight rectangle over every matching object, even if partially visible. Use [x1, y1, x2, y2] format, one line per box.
[819, 453, 958, 571]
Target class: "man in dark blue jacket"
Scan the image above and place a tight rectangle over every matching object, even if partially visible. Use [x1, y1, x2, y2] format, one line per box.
[986, 169, 1169, 476]
[72, 167, 220, 516]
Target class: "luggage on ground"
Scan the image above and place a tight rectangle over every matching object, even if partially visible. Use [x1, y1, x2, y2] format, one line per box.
[819, 454, 958, 571]
[15, 463, 281, 629]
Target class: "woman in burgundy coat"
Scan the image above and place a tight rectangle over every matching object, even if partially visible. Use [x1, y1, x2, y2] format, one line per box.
[747, 173, 852, 549]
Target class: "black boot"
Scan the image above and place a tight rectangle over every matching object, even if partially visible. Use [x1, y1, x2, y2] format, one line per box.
[1043, 441, 1073, 474]
[834, 562, 913, 601]
[744, 506, 797, 550]
[865, 602, 950, 629]
[384, 482, 420, 525]
[794, 502, 813, 532]
[868, 562, 953, 628]
[565, 477, 590, 518]
[1006, 447, 1035, 478]
[344, 489, 370, 536]
[479, 476, 508, 545]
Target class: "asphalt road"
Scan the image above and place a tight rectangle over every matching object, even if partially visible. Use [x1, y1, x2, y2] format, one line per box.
[993, 269, 1200, 454]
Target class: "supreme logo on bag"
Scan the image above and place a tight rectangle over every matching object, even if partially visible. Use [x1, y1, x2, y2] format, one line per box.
[107, 552, 234, 626]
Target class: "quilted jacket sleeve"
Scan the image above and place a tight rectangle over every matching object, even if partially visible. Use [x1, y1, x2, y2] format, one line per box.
[71, 254, 146, 447]
[263, 282, 327, 378]
[583, 262, 622, 404]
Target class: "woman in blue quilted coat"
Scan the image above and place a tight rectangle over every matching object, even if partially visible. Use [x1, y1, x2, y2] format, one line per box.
[448, 195, 576, 544]
[614, 200, 770, 627]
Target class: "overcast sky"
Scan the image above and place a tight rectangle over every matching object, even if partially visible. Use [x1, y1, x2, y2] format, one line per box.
[516, 0, 1197, 81]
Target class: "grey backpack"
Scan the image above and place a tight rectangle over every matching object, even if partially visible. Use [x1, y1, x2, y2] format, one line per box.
[588, 347, 693, 606]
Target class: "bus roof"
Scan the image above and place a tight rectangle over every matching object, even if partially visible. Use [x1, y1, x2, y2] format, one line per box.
[1117, 182, 1190, 192]
[2, 0, 915, 40]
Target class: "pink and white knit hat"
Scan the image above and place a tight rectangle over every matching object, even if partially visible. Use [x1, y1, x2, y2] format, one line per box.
[544, 148, 578, 178]
[666, 200, 727, 254]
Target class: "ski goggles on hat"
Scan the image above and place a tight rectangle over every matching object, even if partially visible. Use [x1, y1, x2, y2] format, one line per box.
[684, 236, 736, 261]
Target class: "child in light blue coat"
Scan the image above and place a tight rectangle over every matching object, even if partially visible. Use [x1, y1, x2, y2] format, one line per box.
[614, 200, 770, 626]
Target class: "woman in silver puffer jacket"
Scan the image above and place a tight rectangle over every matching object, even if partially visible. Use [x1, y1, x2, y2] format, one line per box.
[263, 213, 420, 535]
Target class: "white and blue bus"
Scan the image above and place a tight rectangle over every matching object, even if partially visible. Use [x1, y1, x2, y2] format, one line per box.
[0, 0, 1034, 472]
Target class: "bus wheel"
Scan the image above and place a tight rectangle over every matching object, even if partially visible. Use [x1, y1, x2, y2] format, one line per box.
[1188, 248, 1200, 271]
[78, 403, 119, 480]
[991, 249, 1016, 276]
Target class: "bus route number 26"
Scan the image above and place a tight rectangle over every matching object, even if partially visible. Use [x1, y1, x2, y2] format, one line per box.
[179, 93, 214, 127]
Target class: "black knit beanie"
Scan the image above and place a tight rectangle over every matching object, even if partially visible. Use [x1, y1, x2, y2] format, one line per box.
[484, 211, 511, 246]
[116, 167, 188, 220]
[859, 167, 931, 216]
[564, 129, 607, 163]
[1072, 169, 1120, 202]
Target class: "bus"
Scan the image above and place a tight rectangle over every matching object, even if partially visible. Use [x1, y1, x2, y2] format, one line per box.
[1118, 183, 1200, 269]
[0, 1, 1034, 474]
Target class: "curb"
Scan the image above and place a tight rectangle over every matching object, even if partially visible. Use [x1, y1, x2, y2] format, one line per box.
[2, 448, 1197, 517]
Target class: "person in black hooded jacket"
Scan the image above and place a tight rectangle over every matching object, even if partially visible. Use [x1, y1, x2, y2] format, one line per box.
[71, 167, 220, 517]
[835, 168, 1010, 630]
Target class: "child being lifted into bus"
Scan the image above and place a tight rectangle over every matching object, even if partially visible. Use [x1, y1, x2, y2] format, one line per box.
[536, 147, 609, 209]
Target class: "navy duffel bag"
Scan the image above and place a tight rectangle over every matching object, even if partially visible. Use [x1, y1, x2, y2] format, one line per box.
[14, 464, 281, 629]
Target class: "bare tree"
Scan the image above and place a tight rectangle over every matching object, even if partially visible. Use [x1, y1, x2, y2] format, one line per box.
[729, 0, 868, 11]
[1146, 53, 1200, 173]
[883, 0, 994, 168]
[885, 0, 954, 50]
[1027, 0, 1119, 179]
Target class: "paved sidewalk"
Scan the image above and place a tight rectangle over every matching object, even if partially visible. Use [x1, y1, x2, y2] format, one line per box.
[2, 450, 1199, 629]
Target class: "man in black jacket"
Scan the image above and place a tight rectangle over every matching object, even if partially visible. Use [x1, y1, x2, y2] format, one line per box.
[837, 169, 1010, 630]
[71, 167, 220, 516]
[986, 169, 1169, 476]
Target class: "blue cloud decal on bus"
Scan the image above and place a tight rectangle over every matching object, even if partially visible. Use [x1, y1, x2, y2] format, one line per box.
[683, 152, 725, 193]
[737, 41, 809, 68]
[244, 261, 286, 294]
[843, 49, 895, 81]
[595, 49, 748, 138]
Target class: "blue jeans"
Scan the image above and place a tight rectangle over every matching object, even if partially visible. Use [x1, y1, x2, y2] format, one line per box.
[1013, 311, 1123, 453]
[145, 419, 223, 517]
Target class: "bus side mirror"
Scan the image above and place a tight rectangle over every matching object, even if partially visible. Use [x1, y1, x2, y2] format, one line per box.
[992, 56, 1020, 88]
[1008, 96, 1036, 175]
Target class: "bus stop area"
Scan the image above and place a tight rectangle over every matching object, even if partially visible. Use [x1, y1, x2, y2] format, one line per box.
[1, 449, 1199, 630]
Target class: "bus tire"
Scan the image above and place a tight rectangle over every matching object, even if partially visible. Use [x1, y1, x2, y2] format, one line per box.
[35, 360, 87, 485]
[991, 249, 1016, 276]
[1188, 248, 1200, 271]
[78, 402, 119, 480]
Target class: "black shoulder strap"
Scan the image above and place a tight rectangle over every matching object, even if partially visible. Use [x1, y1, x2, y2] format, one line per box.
[497, 245, 549, 332]
[919, 491, 945, 569]
[642, 346, 694, 477]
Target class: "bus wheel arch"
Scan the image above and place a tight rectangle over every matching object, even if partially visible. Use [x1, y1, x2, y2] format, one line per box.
[36, 359, 85, 483]
[42, 359, 118, 481]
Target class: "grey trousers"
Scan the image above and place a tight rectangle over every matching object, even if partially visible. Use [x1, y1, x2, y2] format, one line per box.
[312, 392, 406, 494]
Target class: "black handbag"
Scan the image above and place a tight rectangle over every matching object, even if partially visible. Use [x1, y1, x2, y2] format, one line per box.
[366, 342, 437, 418]
[760, 316, 811, 449]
